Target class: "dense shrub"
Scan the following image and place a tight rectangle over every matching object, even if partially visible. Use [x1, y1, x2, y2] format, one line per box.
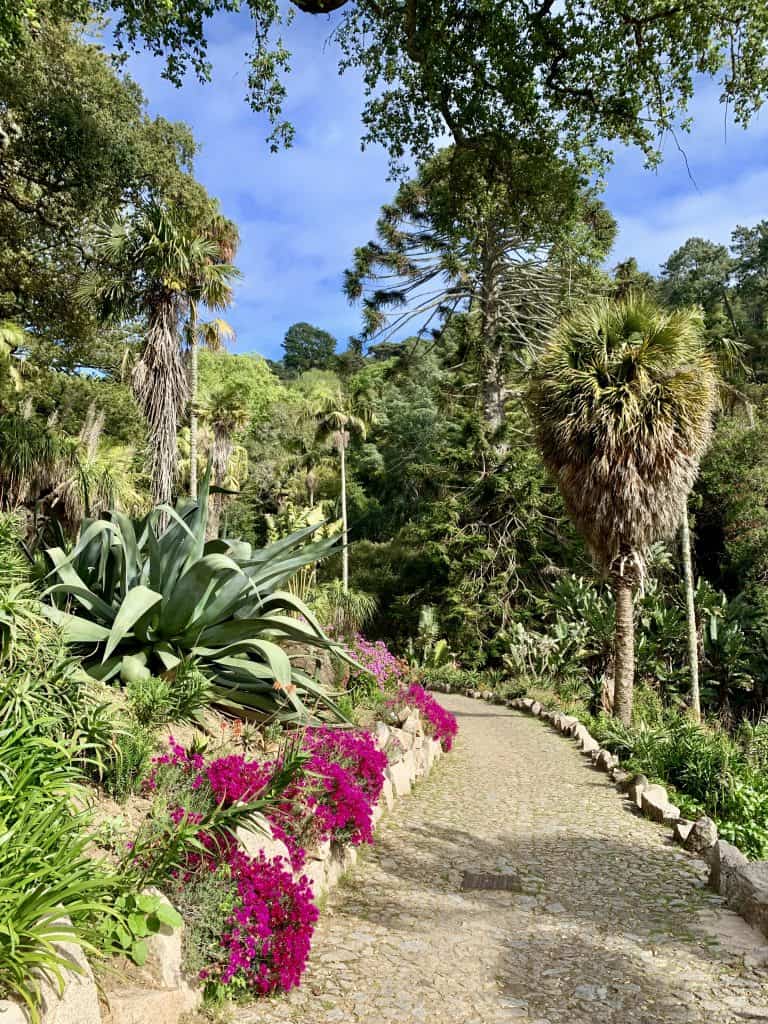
[391, 683, 458, 752]
[140, 726, 387, 998]
[345, 634, 411, 692]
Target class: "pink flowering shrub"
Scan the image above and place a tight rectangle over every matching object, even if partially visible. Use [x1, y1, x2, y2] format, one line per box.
[345, 634, 411, 691]
[391, 683, 458, 751]
[199, 850, 318, 996]
[141, 726, 386, 999]
[269, 726, 387, 869]
[141, 741, 317, 998]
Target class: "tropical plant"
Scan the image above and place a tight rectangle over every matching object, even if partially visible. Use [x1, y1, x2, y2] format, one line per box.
[528, 294, 719, 723]
[0, 320, 29, 402]
[88, 201, 239, 506]
[42, 476, 347, 721]
[315, 388, 372, 591]
[0, 411, 74, 512]
[0, 728, 118, 1022]
[186, 211, 240, 501]
[313, 579, 377, 636]
[198, 382, 250, 540]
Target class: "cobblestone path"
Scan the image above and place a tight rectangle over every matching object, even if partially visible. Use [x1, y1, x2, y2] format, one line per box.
[237, 695, 768, 1024]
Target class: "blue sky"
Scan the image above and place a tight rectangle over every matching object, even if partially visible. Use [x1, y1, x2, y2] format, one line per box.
[122, 10, 768, 361]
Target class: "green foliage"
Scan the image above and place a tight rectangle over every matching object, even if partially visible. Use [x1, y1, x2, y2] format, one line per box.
[282, 322, 337, 376]
[101, 891, 182, 967]
[0, 728, 118, 1020]
[37, 0, 768, 179]
[0, 16, 203, 363]
[528, 293, 719, 571]
[199, 350, 283, 424]
[102, 725, 156, 802]
[586, 697, 768, 859]
[43, 478, 347, 721]
[313, 580, 377, 636]
[127, 675, 174, 727]
[126, 662, 213, 727]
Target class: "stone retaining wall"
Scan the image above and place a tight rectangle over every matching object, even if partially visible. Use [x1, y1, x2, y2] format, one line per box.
[0, 706, 444, 1024]
[509, 695, 768, 942]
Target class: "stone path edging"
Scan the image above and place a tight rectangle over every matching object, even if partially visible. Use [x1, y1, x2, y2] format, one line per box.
[236, 692, 768, 1024]
[509, 695, 768, 943]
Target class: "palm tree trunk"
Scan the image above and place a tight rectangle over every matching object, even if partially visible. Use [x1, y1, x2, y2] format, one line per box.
[681, 510, 701, 722]
[205, 424, 231, 541]
[340, 437, 349, 593]
[189, 314, 198, 501]
[612, 573, 635, 726]
[132, 299, 187, 508]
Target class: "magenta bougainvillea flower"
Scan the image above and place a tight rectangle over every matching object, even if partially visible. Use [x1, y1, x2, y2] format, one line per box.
[391, 683, 459, 751]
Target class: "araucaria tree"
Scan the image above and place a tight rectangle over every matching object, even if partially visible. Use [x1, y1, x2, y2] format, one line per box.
[346, 146, 615, 455]
[528, 294, 718, 724]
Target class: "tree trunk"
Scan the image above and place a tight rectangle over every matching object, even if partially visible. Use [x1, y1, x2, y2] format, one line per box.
[340, 436, 349, 593]
[480, 237, 507, 459]
[612, 574, 635, 725]
[205, 424, 231, 541]
[601, 654, 615, 714]
[681, 510, 701, 722]
[132, 299, 187, 509]
[189, 314, 198, 500]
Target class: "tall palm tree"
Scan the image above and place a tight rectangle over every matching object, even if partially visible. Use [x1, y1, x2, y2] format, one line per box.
[187, 212, 240, 500]
[199, 383, 250, 540]
[528, 293, 718, 724]
[314, 388, 371, 592]
[187, 314, 236, 498]
[90, 201, 238, 507]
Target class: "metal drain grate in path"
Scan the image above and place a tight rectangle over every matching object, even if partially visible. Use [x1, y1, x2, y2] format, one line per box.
[460, 870, 522, 892]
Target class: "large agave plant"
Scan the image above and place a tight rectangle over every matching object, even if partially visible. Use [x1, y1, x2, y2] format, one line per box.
[41, 476, 346, 721]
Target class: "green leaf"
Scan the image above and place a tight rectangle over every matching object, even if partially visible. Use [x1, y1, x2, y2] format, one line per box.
[130, 939, 149, 966]
[103, 586, 163, 661]
[40, 605, 111, 642]
[154, 903, 183, 929]
[127, 912, 149, 937]
[135, 893, 159, 913]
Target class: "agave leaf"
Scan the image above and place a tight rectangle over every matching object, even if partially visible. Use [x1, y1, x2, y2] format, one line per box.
[40, 605, 111, 643]
[186, 572, 257, 633]
[42, 577, 116, 624]
[110, 511, 141, 591]
[153, 643, 182, 671]
[162, 554, 245, 636]
[260, 590, 330, 637]
[210, 642, 291, 684]
[86, 656, 122, 682]
[103, 586, 163, 661]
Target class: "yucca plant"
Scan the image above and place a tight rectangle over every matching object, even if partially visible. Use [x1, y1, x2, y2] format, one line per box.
[42, 475, 347, 721]
[528, 293, 718, 723]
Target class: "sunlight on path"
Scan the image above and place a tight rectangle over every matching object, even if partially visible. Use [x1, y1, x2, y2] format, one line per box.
[235, 695, 768, 1024]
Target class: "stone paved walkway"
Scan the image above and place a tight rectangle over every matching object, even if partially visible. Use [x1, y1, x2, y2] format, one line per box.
[236, 695, 768, 1024]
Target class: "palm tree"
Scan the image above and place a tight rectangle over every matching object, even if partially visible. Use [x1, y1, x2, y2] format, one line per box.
[314, 388, 371, 592]
[187, 212, 240, 500]
[528, 293, 718, 724]
[188, 315, 236, 498]
[89, 201, 238, 507]
[0, 321, 33, 409]
[199, 383, 250, 540]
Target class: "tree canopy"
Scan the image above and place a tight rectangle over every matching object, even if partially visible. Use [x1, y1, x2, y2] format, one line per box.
[282, 322, 338, 376]
[6, 1, 768, 172]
